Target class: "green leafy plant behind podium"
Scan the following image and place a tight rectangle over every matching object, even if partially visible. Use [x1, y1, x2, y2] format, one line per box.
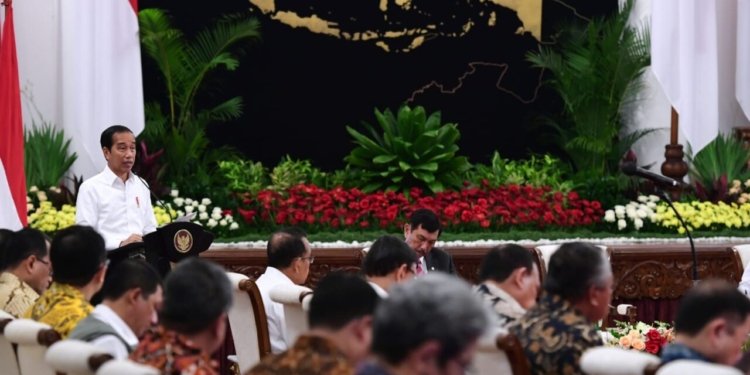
[24, 121, 77, 190]
[138, 9, 260, 197]
[345, 105, 471, 193]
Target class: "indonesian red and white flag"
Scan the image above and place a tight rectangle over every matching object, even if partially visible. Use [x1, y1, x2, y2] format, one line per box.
[60, 0, 144, 179]
[738, 0, 750, 119]
[0, 0, 27, 230]
[651, 0, 744, 153]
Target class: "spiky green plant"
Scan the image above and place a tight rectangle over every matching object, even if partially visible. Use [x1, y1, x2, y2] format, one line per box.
[687, 134, 750, 202]
[345, 105, 471, 193]
[24, 121, 77, 190]
[138, 9, 260, 197]
[526, 0, 650, 176]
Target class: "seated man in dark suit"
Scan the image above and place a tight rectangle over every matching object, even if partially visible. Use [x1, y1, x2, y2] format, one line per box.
[403, 208, 455, 275]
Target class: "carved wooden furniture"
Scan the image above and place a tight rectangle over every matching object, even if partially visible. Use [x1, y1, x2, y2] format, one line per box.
[225, 272, 271, 374]
[473, 329, 531, 375]
[4, 319, 61, 375]
[44, 339, 114, 375]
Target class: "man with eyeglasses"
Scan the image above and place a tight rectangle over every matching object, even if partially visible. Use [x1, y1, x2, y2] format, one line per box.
[25, 225, 108, 338]
[403, 208, 456, 275]
[363, 235, 418, 297]
[256, 227, 313, 353]
[0, 228, 52, 317]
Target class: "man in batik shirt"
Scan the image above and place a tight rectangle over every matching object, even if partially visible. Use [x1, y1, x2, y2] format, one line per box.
[0, 228, 51, 317]
[474, 244, 539, 327]
[131, 258, 232, 375]
[25, 226, 107, 338]
[247, 273, 380, 375]
[510, 242, 612, 375]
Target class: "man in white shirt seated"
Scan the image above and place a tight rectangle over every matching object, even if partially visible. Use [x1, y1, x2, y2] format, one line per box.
[255, 227, 313, 353]
[69, 259, 163, 359]
[75, 125, 158, 250]
[363, 235, 418, 297]
[474, 244, 540, 327]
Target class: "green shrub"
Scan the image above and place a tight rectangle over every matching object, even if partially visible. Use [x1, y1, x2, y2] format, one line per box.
[24, 122, 77, 190]
[270, 156, 328, 191]
[467, 152, 573, 191]
[344, 105, 471, 193]
[219, 159, 268, 194]
[687, 134, 750, 202]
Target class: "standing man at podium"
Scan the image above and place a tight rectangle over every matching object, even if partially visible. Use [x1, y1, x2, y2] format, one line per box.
[76, 125, 157, 250]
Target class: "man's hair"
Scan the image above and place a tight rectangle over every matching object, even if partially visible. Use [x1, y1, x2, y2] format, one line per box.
[543, 242, 610, 301]
[362, 235, 417, 277]
[159, 258, 232, 335]
[308, 272, 379, 330]
[675, 279, 750, 336]
[478, 244, 534, 283]
[0, 229, 13, 269]
[2, 228, 48, 271]
[267, 227, 308, 269]
[409, 208, 441, 234]
[100, 125, 133, 149]
[371, 273, 489, 367]
[50, 225, 106, 287]
[101, 259, 161, 301]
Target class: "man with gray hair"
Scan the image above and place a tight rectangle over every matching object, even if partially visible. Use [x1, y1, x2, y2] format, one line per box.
[510, 242, 612, 375]
[357, 273, 490, 375]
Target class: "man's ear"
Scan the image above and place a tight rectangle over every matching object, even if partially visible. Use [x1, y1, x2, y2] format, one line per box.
[403, 223, 411, 237]
[511, 267, 528, 287]
[708, 318, 728, 340]
[351, 315, 373, 340]
[126, 288, 143, 305]
[408, 340, 441, 373]
[395, 264, 408, 281]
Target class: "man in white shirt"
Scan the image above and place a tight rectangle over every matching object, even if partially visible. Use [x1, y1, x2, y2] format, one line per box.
[69, 259, 163, 359]
[76, 125, 157, 250]
[255, 227, 313, 353]
[362, 235, 417, 298]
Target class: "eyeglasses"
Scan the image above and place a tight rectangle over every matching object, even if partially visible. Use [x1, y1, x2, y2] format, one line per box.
[297, 256, 315, 264]
[36, 258, 53, 276]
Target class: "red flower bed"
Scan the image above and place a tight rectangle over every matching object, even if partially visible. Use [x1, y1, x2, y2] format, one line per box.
[236, 183, 603, 231]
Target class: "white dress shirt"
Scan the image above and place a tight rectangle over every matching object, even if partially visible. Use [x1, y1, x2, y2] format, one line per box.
[368, 281, 389, 298]
[76, 166, 157, 249]
[255, 266, 296, 354]
[88, 304, 139, 360]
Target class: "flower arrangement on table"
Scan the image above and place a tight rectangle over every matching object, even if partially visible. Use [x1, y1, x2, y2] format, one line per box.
[606, 321, 674, 354]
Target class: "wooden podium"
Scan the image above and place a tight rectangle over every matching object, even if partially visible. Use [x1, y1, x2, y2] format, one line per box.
[108, 222, 215, 276]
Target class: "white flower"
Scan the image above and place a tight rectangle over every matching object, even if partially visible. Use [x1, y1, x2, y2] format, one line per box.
[648, 195, 660, 203]
[37, 191, 47, 202]
[626, 207, 637, 219]
[614, 205, 625, 217]
[191, 200, 199, 207]
[198, 205, 206, 213]
[637, 195, 649, 203]
[230, 222, 239, 230]
[224, 214, 233, 221]
[29, 186, 39, 193]
[199, 212, 209, 221]
[207, 219, 217, 228]
[185, 198, 193, 206]
[201, 198, 212, 206]
[617, 219, 627, 230]
[27, 203, 34, 211]
[50, 186, 61, 193]
[647, 202, 657, 209]
[185, 206, 194, 214]
[604, 210, 616, 222]
[219, 219, 227, 227]
[636, 209, 649, 219]
[634, 218, 644, 230]
[26, 195, 31, 202]
[170, 189, 179, 198]
[174, 198, 184, 207]
[212, 207, 222, 214]
[211, 212, 222, 221]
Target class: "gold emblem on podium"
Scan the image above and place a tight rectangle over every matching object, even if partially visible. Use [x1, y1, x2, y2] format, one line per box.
[174, 229, 194, 253]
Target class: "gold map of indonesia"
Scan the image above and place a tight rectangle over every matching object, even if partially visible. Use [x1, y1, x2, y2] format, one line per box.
[245, 0, 542, 52]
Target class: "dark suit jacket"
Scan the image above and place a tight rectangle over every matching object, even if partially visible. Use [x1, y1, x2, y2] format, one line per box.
[425, 247, 456, 275]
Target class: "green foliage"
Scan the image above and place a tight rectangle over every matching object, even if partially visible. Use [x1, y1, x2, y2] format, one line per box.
[687, 134, 750, 202]
[270, 156, 328, 191]
[526, 0, 650, 176]
[219, 158, 268, 194]
[24, 121, 77, 190]
[572, 172, 630, 209]
[138, 9, 260, 196]
[467, 152, 573, 191]
[345, 105, 472, 193]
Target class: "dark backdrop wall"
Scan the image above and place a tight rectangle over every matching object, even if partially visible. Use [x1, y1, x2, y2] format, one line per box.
[139, 0, 616, 171]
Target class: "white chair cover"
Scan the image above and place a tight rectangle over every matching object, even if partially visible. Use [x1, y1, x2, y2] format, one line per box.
[580, 346, 660, 375]
[472, 327, 514, 375]
[45, 339, 112, 375]
[4, 319, 59, 375]
[0, 310, 20, 375]
[226, 272, 265, 374]
[656, 360, 743, 375]
[269, 284, 313, 345]
[732, 245, 750, 295]
[95, 359, 159, 375]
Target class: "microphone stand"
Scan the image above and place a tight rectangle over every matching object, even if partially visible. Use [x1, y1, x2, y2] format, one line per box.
[654, 188, 699, 283]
